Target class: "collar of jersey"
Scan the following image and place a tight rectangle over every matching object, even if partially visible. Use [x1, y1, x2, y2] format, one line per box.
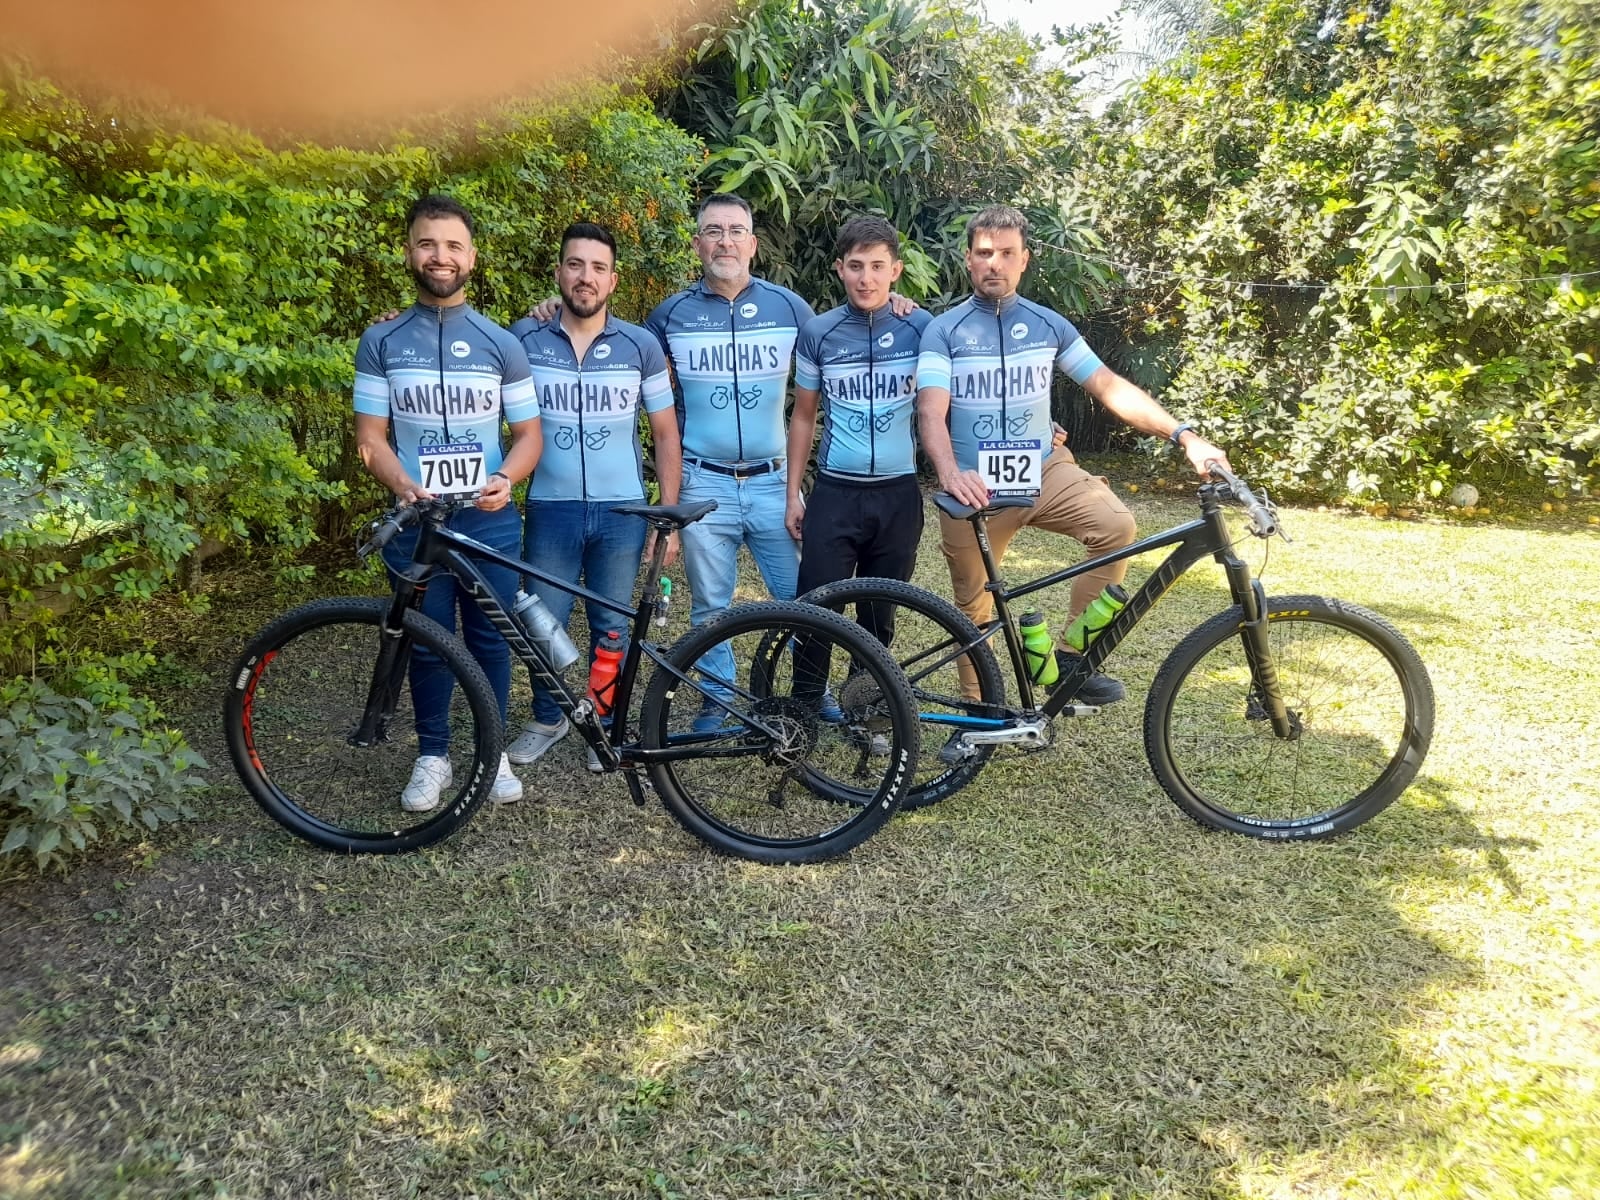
[693, 277, 759, 303]
[411, 300, 476, 323]
[967, 293, 1024, 317]
[552, 311, 621, 340]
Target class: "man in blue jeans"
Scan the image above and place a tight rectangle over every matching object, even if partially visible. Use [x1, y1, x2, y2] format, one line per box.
[642, 194, 815, 725]
[354, 194, 543, 811]
[507, 221, 681, 768]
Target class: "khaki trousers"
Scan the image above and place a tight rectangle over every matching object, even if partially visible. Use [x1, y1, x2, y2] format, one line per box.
[938, 447, 1137, 697]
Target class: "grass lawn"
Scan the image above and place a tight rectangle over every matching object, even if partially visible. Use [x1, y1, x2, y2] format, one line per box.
[2, 472, 1597, 1199]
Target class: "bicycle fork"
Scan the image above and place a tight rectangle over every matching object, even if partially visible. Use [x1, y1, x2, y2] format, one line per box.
[1223, 556, 1297, 740]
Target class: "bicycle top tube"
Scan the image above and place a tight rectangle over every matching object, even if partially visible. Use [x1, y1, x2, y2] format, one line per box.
[361, 497, 718, 623]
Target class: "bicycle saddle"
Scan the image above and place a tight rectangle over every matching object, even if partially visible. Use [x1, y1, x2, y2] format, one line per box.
[609, 500, 719, 529]
[933, 492, 1037, 521]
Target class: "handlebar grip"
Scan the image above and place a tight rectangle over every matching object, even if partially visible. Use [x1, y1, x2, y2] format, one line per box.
[1206, 461, 1278, 538]
[357, 503, 420, 559]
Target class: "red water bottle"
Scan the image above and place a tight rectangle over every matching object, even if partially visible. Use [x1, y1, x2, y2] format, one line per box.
[588, 631, 624, 717]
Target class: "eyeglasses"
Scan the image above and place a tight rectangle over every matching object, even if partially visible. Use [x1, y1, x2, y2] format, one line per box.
[697, 225, 752, 243]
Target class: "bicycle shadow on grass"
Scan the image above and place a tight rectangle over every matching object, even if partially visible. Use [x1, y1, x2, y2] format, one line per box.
[0, 730, 1539, 1199]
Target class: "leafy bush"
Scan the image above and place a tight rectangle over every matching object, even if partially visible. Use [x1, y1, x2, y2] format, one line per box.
[1080, 0, 1600, 501]
[0, 672, 205, 872]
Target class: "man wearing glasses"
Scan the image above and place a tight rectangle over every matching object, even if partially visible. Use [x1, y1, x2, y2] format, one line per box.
[642, 194, 818, 726]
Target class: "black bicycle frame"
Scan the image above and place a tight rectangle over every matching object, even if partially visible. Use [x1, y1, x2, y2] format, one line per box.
[949, 483, 1293, 734]
[371, 509, 796, 779]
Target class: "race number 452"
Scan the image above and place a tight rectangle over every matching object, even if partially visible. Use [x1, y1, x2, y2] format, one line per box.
[978, 439, 1043, 496]
[418, 442, 487, 495]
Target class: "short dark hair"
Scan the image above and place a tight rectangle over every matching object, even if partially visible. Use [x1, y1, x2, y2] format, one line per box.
[406, 194, 475, 239]
[965, 204, 1029, 248]
[697, 193, 754, 225]
[559, 221, 617, 266]
[834, 216, 901, 262]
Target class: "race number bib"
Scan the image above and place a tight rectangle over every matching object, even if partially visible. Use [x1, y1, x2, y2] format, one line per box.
[418, 442, 487, 496]
[978, 439, 1043, 496]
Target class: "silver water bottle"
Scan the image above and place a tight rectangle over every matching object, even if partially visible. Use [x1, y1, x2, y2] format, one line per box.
[510, 589, 580, 669]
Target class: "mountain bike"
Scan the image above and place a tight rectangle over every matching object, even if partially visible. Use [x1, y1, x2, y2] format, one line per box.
[224, 498, 919, 863]
[798, 465, 1434, 839]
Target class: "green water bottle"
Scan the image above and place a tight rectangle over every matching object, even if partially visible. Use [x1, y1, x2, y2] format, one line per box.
[1063, 584, 1130, 652]
[1018, 611, 1059, 685]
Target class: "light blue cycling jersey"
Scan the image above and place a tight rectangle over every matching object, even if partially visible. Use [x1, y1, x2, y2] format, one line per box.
[916, 293, 1105, 472]
[508, 314, 673, 502]
[353, 302, 539, 494]
[795, 303, 932, 479]
[645, 279, 815, 464]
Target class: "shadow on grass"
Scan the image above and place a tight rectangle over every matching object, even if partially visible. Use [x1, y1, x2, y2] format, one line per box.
[0, 717, 1516, 1199]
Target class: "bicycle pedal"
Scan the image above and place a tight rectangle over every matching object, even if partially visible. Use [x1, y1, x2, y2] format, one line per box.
[1057, 704, 1102, 717]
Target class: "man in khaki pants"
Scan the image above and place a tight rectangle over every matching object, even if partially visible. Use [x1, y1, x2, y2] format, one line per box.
[917, 205, 1229, 751]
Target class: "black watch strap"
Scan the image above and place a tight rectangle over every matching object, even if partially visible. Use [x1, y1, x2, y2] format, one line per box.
[1169, 422, 1195, 448]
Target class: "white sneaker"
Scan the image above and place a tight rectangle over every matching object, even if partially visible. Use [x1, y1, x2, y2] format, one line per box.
[506, 717, 570, 765]
[585, 744, 604, 774]
[490, 754, 523, 804]
[400, 755, 452, 812]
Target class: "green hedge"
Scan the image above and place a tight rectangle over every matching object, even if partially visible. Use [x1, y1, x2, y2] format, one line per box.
[0, 70, 698, 868]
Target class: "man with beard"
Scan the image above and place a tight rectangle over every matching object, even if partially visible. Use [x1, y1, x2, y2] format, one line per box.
[504, 222, 681, 770]
[354, 194, 543, 811]
[917, 205, 1230, 761]
[640, 194, 817, 726]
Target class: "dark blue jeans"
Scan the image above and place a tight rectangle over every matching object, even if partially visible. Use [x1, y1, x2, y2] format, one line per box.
[383, 504, 521, 757]
[524, 500, 648, 726]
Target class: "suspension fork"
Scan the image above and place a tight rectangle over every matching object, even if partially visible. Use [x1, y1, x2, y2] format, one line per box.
[1219, 549, 1294, 738]
[350, 547, 431, 746]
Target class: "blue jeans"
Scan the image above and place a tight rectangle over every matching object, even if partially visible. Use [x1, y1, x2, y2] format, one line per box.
[382, 504, 521, 758]
[524, 500, 648, 725]
[679, 459, 800, 701]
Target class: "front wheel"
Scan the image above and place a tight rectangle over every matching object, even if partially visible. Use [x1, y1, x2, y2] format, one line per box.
[1144, 595, 1434, 839]
[223, 597, 502, 853]
[639, 602, 919, 863]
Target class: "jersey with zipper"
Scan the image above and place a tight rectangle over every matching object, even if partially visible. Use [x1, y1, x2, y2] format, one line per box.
[916, 293, 1104, 472]
[352, 302, 538, 485]
[509, 313, 672, 501]
[795, 302, 931, 479]
[645, 278, 814, 463]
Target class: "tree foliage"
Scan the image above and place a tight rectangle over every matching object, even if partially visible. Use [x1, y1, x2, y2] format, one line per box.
[659, 0, 1113, 312]
[1082, 0, 1600, 500]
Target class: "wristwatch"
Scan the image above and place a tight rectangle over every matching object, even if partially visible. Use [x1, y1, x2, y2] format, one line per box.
[1168, 423, 1196, 448]
[490, 470, 511, 483]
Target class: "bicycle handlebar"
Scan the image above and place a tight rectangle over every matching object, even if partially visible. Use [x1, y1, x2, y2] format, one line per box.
[1205, 462, 1283, 540]
[356, 498, 478, 559]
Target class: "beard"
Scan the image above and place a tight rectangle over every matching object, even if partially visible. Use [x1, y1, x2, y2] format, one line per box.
[412, 264, 467, 301]
[703, 257, 749, 284]
[560, 287, 605, 318]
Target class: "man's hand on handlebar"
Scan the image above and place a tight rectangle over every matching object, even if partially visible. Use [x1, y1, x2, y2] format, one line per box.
[1182, 434, 1231, 477]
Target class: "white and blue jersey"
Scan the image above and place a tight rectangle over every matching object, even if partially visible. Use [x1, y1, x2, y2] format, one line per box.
[645, 279, 815, 463]
[795, 303, 931, 479]
[509, 314, 673, 502]
[353, 302, 538, 492]
[916, 294, 1104, 472]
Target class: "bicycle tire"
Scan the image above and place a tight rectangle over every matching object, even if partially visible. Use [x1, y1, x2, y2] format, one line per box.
[797, 576, 1009, 809]
[639, 601, 919, 863]
[224, 597, 502, 853]
[1144, 594, 1434, 839]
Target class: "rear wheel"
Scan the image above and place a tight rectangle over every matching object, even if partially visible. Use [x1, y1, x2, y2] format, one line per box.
[223, 597, 501, 853]
[1144, 595, 1433, 839]
[798, 576, 1008, 808]
[639, 602, 919, 863]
